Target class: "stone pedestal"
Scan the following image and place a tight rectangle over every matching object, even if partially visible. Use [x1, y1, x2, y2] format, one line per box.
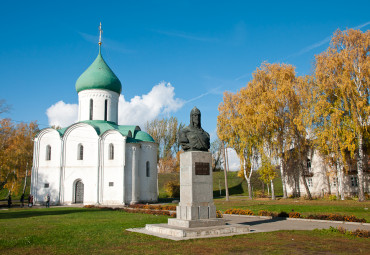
[168, 151, 224, 227]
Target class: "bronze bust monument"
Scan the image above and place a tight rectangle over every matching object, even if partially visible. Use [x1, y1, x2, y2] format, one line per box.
[179, 107, 210, 152]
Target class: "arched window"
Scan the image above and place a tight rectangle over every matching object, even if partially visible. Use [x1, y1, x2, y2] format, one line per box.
[46, 145, 51, 160]
[146, 161, 150, 177]
[78, 144, 84, 160]
[89, 99, 93, 120]
[104, 99, 108, 121]
[109, 143, 114, 160]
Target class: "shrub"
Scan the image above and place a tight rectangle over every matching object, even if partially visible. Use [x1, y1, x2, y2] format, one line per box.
[258, 210, 275, 217]
[127, 204, 176, 211]
[326, 226, 369, 238]
[351, 229, 370, 238]
[289, 212, 301, 218]
[224, 208, 254, 215]
[216, 210, 223, 218]
[329, 194, 337, 201]
[83, 205, 95, 208]
[160, 205, 177, 211]
[254, 190, 266, 198]
[83, 204, 177, 217]
[307, 213, 366, 223]
[277, 211, 289, 217]
[165, 180, 180, 198]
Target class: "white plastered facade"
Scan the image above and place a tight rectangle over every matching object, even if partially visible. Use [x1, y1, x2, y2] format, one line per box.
[285, 150, 370, 197]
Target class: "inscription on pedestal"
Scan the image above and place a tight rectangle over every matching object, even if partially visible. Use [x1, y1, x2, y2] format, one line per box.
[195, 162, 210, 175]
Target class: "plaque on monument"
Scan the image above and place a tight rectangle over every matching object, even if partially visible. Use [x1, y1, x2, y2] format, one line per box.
[195, 162, 210, 175]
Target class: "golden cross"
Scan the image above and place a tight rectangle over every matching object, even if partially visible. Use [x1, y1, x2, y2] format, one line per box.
[99, 22, 103, 45]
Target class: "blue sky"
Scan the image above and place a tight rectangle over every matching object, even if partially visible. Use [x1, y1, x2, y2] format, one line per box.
[1, 0, 369, 141]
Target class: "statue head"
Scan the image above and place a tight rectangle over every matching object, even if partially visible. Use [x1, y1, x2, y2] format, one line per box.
[190, 107, 201, 128]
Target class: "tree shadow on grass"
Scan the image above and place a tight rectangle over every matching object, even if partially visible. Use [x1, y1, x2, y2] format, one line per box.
[214, 182, 244, 198]
[230, 217, 287, 226]
[0, 207, 108, 220]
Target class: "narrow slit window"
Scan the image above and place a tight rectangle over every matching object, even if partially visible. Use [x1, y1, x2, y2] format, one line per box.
[89, 99, 93, 120]
[109, 143, 114, 160]
[46, 145, 51, 160]
[104, 99, 108, 121]
[78, 144, 84, 160]
[146, 161, 150, 177]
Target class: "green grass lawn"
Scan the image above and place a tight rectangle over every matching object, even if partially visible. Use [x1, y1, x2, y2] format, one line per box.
[0, 207, 369, 254]
[215, 197, 370, 222]
[158, 171, 283, 199]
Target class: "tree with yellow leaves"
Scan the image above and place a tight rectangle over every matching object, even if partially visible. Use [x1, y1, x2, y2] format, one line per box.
[0, 119, 38, 195]
[218, 62, 315, 199]
[258, 153, 277, 200]
[218, 87, 261, 199]
[247, 63, 310, 199]
[145, 117, 180, 159]
[314, 29, 370, 201]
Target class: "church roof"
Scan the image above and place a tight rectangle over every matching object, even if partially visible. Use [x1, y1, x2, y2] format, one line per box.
[56, 120, 155, 143]
[75, 49, 122, 94]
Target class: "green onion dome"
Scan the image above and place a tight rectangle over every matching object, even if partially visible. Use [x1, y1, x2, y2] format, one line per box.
[134, 131, 155, 142]
[75, 49, 122, 94]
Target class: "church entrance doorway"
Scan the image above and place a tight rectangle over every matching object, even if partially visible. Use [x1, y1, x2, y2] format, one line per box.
[74, 180, 84, 203]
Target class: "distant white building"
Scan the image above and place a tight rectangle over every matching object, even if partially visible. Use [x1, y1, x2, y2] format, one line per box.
[285, 150, 370, 198]
[31, 39, 158, 206]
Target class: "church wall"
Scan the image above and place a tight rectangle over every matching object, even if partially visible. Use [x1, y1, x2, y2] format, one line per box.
[124, 145, 134, 203]
[63, 125, 99, 204]
[33, 130, 62, 205]
[286, 150, 370, 197]
[78, 89, 119, 123]
[101, 132, 126, 205]
[139, 142, 158, 202]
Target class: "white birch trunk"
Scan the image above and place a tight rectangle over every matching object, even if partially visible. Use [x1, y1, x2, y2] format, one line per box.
[243, 153, 254, 200]
[337, 159, 345, 200]
[23, 167, 28, 195]
[357, 132, 365, 201]
[280, 157, 287, 198]
[270, 179, 275, 200]
[222, 142, 229, 201]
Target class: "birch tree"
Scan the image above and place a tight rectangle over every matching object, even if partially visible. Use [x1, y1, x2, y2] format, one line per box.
[258, 154, 277, 200]
[247, 63, 302, 198]
[314, 29, 370, 201]
[218, 87, 261, 199]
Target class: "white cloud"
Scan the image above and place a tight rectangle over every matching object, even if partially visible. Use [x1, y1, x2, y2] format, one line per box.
[226, 148, 240, 171]
[46, 101, 78, 128]
[46, 82, 184, 128]
[118, 82, 184, 127]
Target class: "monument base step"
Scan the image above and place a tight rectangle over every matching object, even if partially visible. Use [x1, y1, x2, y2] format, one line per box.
[168, 218, 226, 228]
[127, 223, 250, 241]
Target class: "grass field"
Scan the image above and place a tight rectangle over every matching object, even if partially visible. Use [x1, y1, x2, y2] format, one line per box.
[214, 197, 370, 222]
[1, 207, 369, 255]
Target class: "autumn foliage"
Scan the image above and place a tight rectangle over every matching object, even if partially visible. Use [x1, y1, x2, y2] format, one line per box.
[0, 118, 38, 195]
[217, 28, 370, 201]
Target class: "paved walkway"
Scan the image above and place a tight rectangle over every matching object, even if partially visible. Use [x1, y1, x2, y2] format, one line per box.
[223, 214, 370, 232]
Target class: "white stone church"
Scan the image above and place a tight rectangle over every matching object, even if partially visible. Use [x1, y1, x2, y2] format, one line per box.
[31, 41, 158, 206]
